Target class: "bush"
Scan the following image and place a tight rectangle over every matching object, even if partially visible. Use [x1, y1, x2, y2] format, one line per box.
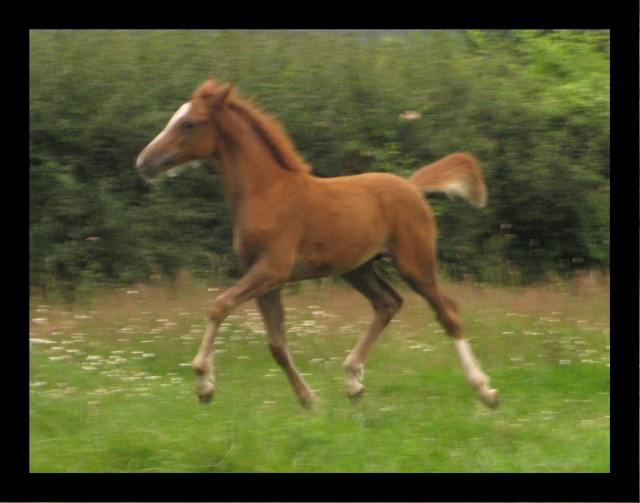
[29, 30, 610, 298]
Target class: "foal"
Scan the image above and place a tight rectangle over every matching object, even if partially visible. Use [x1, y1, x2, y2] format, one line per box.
[136, 77, 498, 409]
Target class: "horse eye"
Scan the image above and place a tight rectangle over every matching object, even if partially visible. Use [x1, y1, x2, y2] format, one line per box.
[182, 121, 196, 131]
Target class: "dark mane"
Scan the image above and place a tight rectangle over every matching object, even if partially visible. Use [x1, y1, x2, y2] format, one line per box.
[225, 96, 313, 174]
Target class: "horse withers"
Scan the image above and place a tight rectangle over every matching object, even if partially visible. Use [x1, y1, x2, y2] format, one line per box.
[136, 77, 498, 409]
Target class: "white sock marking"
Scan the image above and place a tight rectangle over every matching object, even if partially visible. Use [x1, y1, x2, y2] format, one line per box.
[454, 338, 487, 388]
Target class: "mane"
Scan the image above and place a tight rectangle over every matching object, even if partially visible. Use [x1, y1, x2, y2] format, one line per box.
[225, 95, 313, 174]
[190, 79, 312, 174]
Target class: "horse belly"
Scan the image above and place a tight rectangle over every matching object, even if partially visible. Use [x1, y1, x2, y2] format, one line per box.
[290, 243, 383, 280]
[290, 194, 389, 280]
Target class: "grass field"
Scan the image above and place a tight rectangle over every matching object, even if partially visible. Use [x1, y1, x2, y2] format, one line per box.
[29, 276, 610, 473]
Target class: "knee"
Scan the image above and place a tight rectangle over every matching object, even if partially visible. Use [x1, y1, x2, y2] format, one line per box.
[208, 297, 234, 323]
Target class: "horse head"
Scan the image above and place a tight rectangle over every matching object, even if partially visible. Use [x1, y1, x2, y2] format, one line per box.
[135, 77, 234, 179]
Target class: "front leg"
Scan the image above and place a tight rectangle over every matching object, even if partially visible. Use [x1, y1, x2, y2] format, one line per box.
[256, 288, 317, 408]
[191, 261, 286, 404]
[192, 320, 220, 403]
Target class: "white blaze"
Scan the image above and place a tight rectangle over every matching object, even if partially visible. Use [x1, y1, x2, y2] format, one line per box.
[137, 102, 192, 167]
[146, 102, 192, 149]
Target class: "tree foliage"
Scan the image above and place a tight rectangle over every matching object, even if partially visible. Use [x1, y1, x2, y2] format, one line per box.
[29, 29, 610, 298]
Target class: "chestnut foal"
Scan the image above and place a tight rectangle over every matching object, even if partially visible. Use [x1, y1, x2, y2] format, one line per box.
[136, 77, 498, 409]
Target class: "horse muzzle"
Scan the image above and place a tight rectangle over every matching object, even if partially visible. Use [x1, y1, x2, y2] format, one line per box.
[135, 149, 173, 180]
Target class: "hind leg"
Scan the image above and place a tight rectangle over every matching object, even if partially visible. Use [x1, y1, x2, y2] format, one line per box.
[410, 275, 498, 407]
[341, 261, 403, 402]
[393, 232, 499, 408]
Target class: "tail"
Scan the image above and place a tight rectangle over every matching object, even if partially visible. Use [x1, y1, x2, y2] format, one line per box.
[408, 152, 487, 208]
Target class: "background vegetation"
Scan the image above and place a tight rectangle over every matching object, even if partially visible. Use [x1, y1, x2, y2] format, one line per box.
[29, 30, 610, 299]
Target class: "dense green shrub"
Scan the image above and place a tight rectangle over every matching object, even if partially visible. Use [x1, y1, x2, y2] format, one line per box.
[30, 29, 609, 298]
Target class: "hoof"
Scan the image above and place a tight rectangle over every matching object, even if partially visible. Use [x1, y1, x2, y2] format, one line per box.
[300, 392, 319, 410]
[481, 388, 499, 409]
[348, 387, 364, 404]
[198, 392, 214, 404]
[196, 381, 215, 404]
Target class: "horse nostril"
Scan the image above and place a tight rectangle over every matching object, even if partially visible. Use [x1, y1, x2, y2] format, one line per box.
[134, 150, 172, 181]
[136, 149, 162, 172]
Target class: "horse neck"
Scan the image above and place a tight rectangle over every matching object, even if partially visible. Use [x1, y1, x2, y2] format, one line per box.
[213, 135, 295, 220]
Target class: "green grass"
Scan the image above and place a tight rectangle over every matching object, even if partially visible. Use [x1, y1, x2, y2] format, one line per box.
[29, 279, 610, 472]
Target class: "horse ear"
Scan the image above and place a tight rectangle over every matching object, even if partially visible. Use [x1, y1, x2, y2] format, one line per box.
[209, 83, 234, 109]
